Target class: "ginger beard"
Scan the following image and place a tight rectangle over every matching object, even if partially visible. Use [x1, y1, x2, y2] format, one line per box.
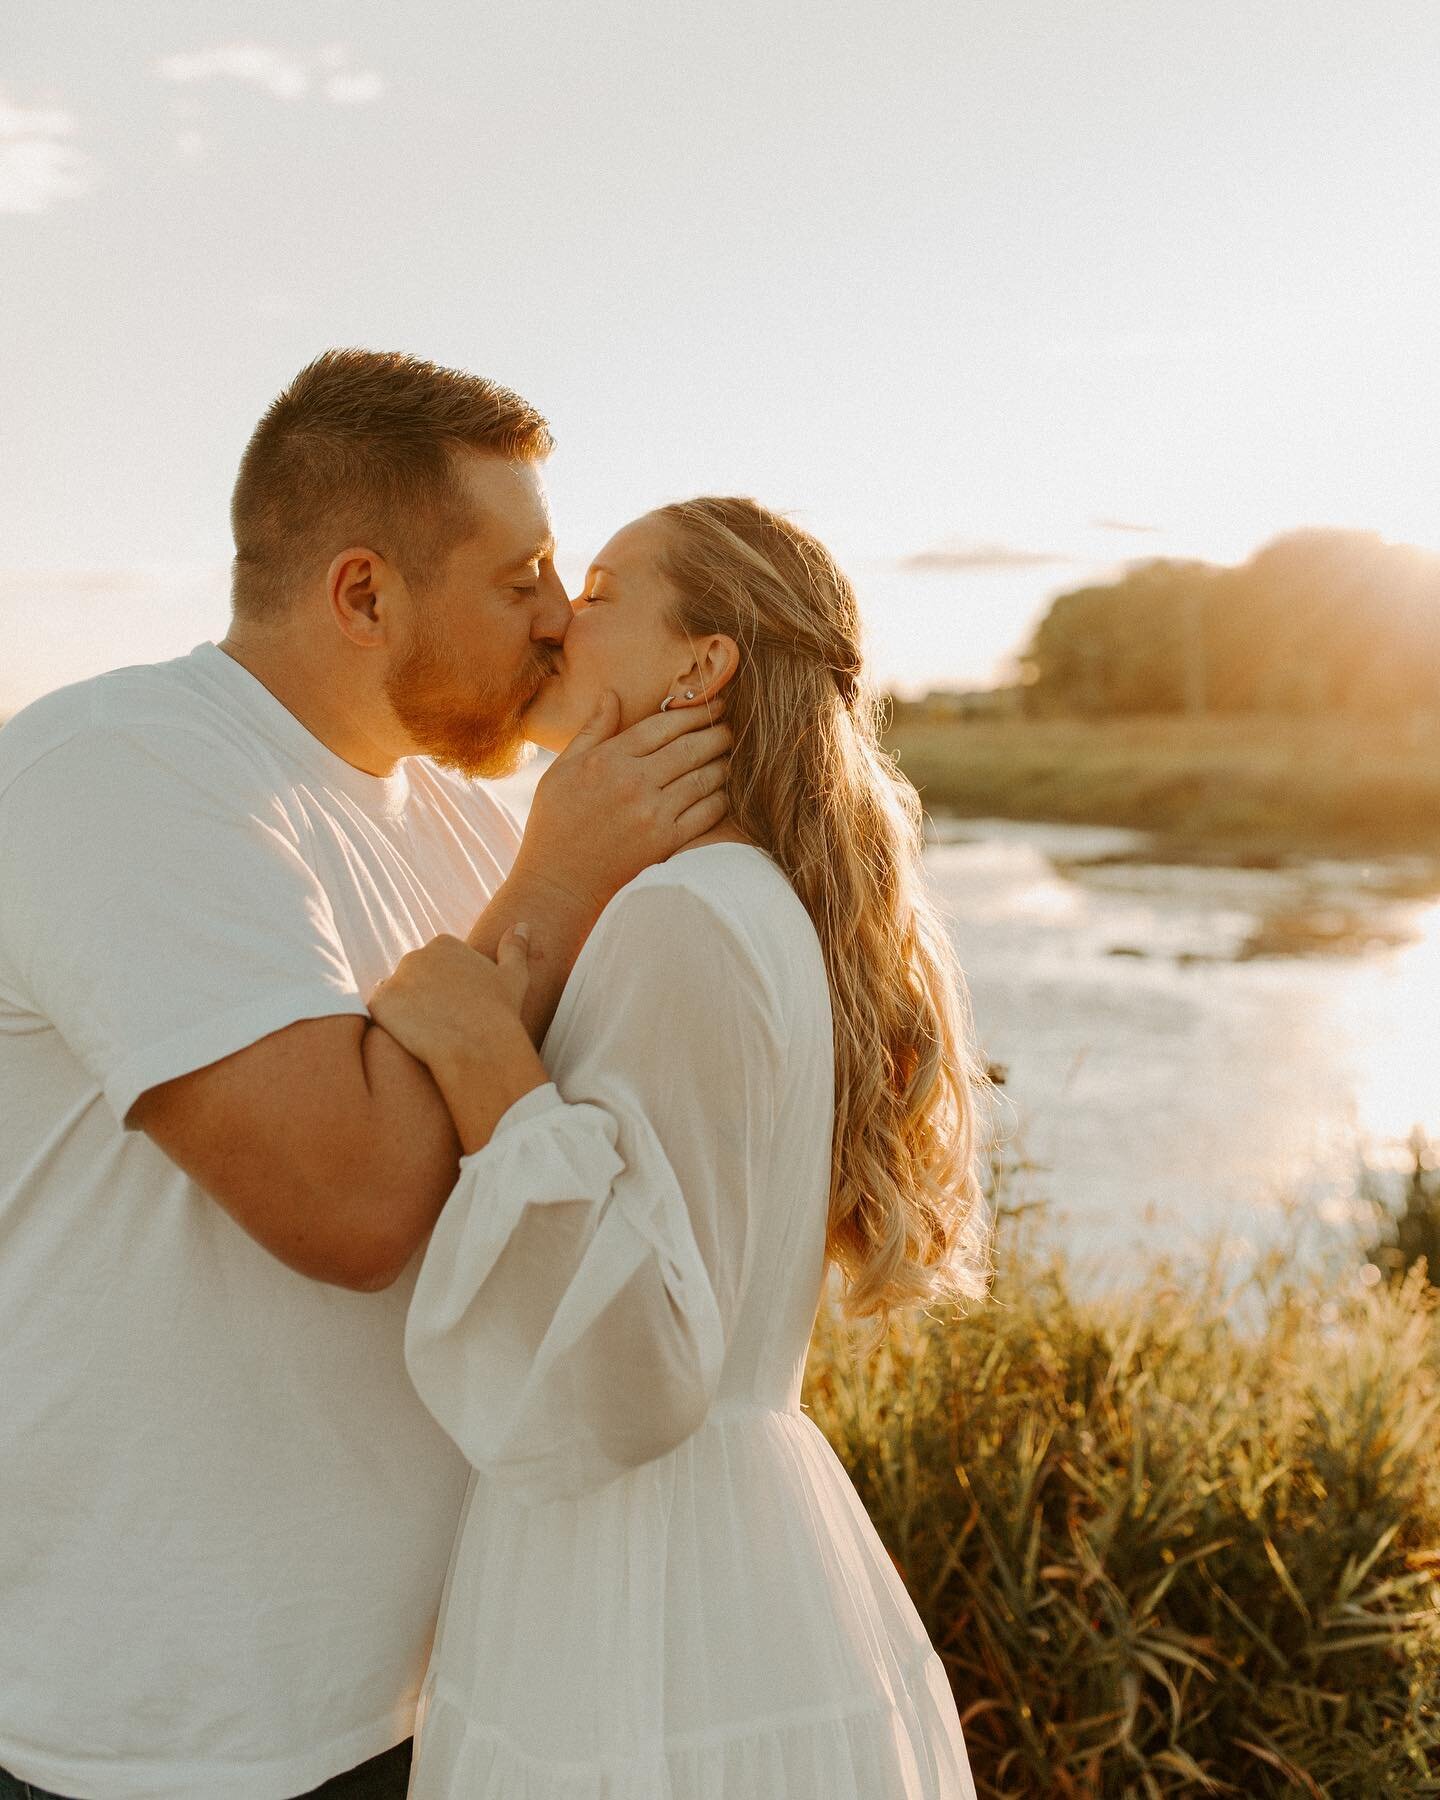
[384, 615, 554, 779]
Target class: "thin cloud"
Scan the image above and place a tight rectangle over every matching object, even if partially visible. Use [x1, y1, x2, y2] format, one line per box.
[900, 541, 1074, 572]
[155, 43, 385, 106]
[0, 93, 96, 214]
[324, 71, 385, 105]
[1091, 518, 1163, 536]
[156, 44, 311, 100]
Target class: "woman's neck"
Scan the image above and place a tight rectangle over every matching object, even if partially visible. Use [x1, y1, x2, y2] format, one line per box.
[679, 822, 756, 851]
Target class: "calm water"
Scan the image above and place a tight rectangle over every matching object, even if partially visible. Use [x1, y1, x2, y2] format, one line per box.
[492, 761, 1440, 1266]
[926, 820, 1440, 1269]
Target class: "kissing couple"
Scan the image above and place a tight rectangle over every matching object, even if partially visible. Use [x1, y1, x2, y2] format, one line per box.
[0, 350, 989, 1800]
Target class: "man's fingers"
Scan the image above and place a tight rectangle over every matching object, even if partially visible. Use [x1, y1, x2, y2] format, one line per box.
[670, 790, 730, 848]
[648, 724, 734, 789]
[613, 702, 729, 759]
[669, 758, 730, 813]
[560, 690, 622, 757]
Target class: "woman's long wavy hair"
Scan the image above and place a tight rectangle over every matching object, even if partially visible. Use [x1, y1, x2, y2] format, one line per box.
[654, 497, 992, 1333]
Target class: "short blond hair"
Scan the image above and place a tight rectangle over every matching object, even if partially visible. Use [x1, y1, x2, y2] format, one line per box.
[230, 349, 553, 619]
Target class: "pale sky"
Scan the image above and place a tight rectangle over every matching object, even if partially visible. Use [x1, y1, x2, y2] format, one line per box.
[4, 0, 1439, 715]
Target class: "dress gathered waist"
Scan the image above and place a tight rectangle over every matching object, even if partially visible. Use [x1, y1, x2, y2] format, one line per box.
[704, 1396, 805, 1423]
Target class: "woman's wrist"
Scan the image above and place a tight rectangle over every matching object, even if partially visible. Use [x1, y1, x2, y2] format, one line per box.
[428, 1018, 550, 1156]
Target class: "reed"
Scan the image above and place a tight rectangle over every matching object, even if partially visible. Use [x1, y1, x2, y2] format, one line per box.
[803, 1224, 1440, 1796]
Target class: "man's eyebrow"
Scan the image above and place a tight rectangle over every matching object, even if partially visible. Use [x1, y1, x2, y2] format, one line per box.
[498, 536, 557, 575]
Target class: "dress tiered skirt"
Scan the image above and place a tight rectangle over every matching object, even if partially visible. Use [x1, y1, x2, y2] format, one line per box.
[408, 1406, 976, 1800]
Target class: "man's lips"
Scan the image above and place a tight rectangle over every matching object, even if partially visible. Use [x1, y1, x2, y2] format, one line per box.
[522, 663, 562, 709]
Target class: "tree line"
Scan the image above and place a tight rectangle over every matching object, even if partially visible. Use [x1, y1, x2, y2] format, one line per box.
[1018, 529, 1440, 716]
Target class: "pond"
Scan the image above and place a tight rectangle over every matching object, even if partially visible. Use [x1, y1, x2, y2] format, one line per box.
[925, 819, 1439, 1271]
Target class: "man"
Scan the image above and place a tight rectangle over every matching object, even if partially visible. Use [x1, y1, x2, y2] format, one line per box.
[0, 350, 730, 1800]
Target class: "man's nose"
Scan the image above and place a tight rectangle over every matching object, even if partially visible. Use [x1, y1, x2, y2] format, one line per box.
[533, 565, 573, 644]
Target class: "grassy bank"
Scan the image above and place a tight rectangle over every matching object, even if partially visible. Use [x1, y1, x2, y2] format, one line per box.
[881, 713, 1440, 866]
[802, 1245, 1440, 1796]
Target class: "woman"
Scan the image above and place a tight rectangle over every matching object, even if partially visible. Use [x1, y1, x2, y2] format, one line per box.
[370, 497, 990, 1798]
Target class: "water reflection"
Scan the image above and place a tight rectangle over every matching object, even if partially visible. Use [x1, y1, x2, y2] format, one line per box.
[1337, 896, 1440, 1154]
[926, 821, 1440, 1267]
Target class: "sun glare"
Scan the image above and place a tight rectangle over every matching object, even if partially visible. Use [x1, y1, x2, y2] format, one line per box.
[1346, 899, 1440, 1149]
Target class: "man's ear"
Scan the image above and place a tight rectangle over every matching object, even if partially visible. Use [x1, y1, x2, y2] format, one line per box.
[326, 547, 396, 648]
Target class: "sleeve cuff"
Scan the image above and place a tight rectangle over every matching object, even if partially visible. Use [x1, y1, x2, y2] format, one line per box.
[108, 985, 371, 1128]
[469, 1079, 566, 1157]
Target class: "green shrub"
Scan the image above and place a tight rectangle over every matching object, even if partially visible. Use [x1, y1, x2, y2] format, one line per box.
[803, 1241, 1440, 1796]
[1365, 1134, 1440, 1288]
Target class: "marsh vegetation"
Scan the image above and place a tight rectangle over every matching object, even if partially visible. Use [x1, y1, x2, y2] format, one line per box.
[803, 1170, 1440, 1797]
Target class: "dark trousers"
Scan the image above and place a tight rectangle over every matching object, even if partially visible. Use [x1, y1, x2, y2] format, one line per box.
[0, 1739, 413, 1800]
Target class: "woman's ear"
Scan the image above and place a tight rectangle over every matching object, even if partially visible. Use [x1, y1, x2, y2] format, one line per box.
[677, 634, 740, 706]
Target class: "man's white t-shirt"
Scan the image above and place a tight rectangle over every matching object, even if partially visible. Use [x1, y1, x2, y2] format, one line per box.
[0, 643, 524, 1800]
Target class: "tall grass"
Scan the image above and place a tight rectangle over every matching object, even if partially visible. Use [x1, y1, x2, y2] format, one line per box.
[802, 1230, 1440, 1796]
[881, 713, 1440, 863]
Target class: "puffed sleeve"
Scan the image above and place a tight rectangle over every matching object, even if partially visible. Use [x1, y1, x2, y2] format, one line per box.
[403, 877, 782, 1505]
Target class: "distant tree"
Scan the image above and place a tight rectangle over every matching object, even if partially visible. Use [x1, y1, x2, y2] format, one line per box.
[1019, 559, 1220, 716]
[1020, 530, 1440, 718]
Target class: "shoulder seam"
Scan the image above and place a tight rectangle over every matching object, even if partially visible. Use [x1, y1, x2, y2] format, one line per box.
[0, 718, 249, 795]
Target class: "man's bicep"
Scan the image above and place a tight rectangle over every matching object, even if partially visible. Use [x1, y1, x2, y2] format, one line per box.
[130, 1014, 460, 1288]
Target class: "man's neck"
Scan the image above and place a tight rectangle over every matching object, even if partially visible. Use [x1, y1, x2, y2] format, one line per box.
[216, 630, 402, 778]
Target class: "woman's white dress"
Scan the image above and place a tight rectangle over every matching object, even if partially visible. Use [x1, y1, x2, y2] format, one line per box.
[404, 844, 976, 1799]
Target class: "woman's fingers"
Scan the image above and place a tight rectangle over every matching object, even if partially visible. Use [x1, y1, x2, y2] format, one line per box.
[496, 923, 534, 1011]
[676, 758, 730, 806]
[369, 932, 529, 1062]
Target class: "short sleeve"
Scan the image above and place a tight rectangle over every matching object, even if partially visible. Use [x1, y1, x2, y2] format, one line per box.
[404, 877, 782, 1504]
[0, 725, 369, 1126]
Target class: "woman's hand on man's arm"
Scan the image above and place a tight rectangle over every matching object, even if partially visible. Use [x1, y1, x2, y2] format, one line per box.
[368, 929, 548, 1155]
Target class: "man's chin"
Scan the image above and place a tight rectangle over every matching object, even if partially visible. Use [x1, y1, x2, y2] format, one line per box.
[421, 719, 534, 781]
[477, 738, 535, 780]
[386, 648, 550, 780]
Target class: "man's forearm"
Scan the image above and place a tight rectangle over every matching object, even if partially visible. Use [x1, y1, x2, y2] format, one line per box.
[466, 869, 598, 1042]
[134, 1012, 465, 1292]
